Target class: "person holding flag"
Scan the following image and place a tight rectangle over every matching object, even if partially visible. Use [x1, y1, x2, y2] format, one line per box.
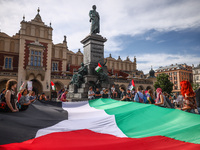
[51, 81, 56, 91]
[128, 79, 136, 101]
[17, 82, 25, 103]
[128, 79, 135, 91]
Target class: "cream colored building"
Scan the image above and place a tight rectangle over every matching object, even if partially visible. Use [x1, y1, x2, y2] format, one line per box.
[0, 8, 155, 97]
[193, 64, 200, 85]
[155, 63, 193, 93]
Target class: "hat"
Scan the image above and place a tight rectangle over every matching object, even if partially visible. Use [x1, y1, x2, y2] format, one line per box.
[102, 88, 106, 90]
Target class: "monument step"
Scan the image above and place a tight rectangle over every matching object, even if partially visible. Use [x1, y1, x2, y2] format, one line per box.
[67, 93, 75, 98]
[78, 88, 88, 93]
[74, 93, 88, 99]
[81, 83, 89, 88]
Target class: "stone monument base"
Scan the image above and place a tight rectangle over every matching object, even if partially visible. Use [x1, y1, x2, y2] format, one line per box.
[67, 75, 111, 101]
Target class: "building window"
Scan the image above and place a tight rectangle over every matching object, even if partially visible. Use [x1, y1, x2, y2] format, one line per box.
[174, 72, 177, 75]
[196, 76, 199, 81]
[30, 50, 42, 66]
[52, 62, 58, 71]
[4, 56, 13, 70]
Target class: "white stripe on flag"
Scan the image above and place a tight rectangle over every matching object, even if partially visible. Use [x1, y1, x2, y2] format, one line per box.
[35, 101, 126, 138]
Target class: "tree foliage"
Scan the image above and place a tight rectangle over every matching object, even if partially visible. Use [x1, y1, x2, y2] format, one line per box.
[154, 73, 174, 94]
[192, 83, 199, 91]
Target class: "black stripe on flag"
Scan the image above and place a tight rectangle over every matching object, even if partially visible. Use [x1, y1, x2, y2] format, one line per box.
[0, 101, 68, 145]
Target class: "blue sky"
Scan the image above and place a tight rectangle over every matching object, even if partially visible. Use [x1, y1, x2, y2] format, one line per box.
[0, 0, 200, 73]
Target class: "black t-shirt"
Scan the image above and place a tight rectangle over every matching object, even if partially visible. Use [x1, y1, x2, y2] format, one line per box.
[95, 91, 101, 99]
[102, 93, 108, 98]
[121, 91, 127, 99]
[126, 92, 131, 101]
[195, 88, 200, 107]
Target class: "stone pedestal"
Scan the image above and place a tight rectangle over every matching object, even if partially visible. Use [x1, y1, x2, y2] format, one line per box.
[67, 34, 110, 101]
[81, 34, 107, 75]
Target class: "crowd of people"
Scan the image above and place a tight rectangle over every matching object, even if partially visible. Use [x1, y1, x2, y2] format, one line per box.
[87, 81, 200, 114]
[0, 79, 199, 114]
[0, 79, 51, 113]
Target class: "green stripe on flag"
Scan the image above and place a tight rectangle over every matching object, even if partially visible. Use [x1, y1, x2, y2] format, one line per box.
[89, 98, 200, 144]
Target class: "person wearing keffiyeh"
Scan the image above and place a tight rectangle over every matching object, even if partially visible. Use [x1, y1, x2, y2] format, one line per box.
[155, 88, 165, 107]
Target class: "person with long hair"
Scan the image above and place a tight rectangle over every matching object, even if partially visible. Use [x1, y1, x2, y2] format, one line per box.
[134, 87, 143, 103]
[5, 79, 18, 112]
[155, 88, 165, 106]
[180, 81, 198, 113]
[146, 89, 155, 104]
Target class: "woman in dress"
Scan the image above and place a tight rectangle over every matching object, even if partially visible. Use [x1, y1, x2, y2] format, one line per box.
[5, 79, 18, 112]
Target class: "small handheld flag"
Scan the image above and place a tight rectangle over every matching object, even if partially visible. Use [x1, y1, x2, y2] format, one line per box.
[95, 63, 102, 72]
[18, 82, 25, 102]
[19, 82, 25, 91]
[51, 81, 56, 90]
[128, 79, 135, 90]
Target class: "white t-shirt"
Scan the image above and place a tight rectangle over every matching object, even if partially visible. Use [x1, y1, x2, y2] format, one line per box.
[111, 87, 115, 93]
[88, 90, 95, 99]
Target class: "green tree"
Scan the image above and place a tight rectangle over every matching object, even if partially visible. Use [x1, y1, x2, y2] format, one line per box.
[192, 83, 199, 91]
[154, 73, 174, 94]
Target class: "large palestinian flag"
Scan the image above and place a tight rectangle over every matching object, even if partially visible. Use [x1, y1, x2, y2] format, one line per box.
[0, 99, 200, 150]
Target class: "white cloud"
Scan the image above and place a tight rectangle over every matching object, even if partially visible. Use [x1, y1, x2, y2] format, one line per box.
[0, 0, 200, 52]
[0, 0, 200, 73]
[135, 53, 200, 74]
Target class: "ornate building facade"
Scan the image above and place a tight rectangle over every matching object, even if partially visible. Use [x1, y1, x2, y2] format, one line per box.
[155, 63, 193, 93]
[192, 64, 200, 86]
[0, 9, 155, 97]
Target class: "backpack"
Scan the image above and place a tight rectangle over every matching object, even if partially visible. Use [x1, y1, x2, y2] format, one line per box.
[0, 102, 6, 109]
[164, 97, 174, 108]
[137, 93, 143, 103]
[0, 93, 6, 110]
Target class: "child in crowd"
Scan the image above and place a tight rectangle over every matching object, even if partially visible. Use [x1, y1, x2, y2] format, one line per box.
[111, 85, 118, 98]
[95, 88, 101, 99]
[88, 86, 95, 100]
[102, 89, 109, 98]
[60, 90, 68, 102]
